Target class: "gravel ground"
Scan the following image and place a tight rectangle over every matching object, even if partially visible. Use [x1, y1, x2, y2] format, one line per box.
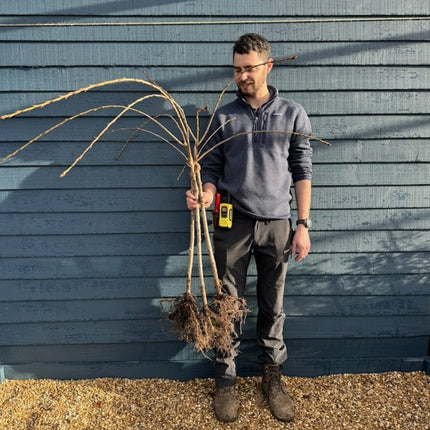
[0, 371, 428, 429]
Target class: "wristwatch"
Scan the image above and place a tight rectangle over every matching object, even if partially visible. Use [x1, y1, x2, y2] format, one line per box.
[296, 218, 312, 229]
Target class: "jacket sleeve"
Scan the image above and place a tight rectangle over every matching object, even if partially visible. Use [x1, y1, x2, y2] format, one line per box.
[200, 116, 225, 187]
[288, 105, 313, 183]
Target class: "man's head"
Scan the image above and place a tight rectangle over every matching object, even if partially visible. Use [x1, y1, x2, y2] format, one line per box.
[233, 33, 271, 60]
[232, 33, 273, 101]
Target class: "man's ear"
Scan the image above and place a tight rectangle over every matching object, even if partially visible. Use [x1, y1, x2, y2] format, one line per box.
[266, 58, 274, 74]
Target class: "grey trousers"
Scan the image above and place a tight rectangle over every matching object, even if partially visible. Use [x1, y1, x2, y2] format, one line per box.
[213, 210, 292, 387]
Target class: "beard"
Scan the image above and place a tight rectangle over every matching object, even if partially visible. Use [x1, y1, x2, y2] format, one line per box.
[237, 80, 256, 97]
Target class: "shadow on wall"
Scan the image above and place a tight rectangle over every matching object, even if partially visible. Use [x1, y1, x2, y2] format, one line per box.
[0, 75, 226, 381]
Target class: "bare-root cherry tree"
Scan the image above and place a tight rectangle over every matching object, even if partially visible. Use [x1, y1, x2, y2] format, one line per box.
[0, 62, 329, 354]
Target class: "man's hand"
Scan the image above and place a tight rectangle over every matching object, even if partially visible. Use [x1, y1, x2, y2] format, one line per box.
[291, 224, 310, 262]
[185, 187, 215, 210]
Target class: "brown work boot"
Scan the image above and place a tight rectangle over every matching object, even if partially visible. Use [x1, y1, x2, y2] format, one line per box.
[262, 364, 295, 422]
[214, 385, 239, 422]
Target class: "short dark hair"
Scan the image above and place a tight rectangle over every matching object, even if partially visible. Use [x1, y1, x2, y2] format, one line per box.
[233, 33, 271, 59]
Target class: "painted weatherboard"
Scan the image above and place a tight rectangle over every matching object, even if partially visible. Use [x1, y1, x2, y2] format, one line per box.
[0, 0, 429, 380]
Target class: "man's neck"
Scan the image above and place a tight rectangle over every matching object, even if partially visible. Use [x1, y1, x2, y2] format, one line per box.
[244, 87, 271, 109]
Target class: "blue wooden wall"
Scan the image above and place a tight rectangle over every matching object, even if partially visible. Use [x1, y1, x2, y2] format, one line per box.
[0, 1, 429, 381]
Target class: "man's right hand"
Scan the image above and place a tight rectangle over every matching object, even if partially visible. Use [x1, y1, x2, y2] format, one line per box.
[185, 185, 216, 210]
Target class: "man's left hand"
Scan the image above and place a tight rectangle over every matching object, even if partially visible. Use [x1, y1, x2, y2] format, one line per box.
[291, 225, 310, 262]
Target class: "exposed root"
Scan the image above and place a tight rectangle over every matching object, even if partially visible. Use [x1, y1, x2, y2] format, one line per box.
[161, 293, 249, 355]
[194, 306, 216, 353]
[160, 293, 202, 344]
[207, 293, 250, 355]
[209, 293, 249, 323]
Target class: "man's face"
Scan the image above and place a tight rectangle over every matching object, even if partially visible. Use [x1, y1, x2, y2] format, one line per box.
[233, 50, 273, 98]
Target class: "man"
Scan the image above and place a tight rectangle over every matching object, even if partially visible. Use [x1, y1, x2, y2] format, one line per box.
[186, 33, 312, 423]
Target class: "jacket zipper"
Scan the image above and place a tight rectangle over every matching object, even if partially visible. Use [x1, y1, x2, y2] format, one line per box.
[252, 108, 268, 143]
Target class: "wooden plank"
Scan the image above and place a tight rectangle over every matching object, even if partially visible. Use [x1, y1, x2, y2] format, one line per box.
[311, 115, 430, 140]
[0, 139, 428, 166]
[309, 231, 430, 253]
[2, 356, 427, 381]
[1, 67, 429, 92]
[280, 357, 427, 377]
[0, 315, 428, 346]
[0, 166, 189, 189]
[3, 91, 430, 117]
[0, 189, 185, 212]
[0, 295, 427, 324]
[0, 361, 212, 382]
[0, 252, 427, 280]
[0, 211, 189, 235]
[284, 274, 430, 296]
[1, 42, 429, 67]
[312, 140, 430, 163]
[1, 115, 429, 143]
[0, 164, 428, 189]
[0, 298, 163, 323]
[0, 208, 427, 236]
[0, 141, 185, 166]
[310, 208, 430, 231]
[283, 296, 430, 316]
[285, 337, 430, 359]
[1, 337, 427, 364]
[1, 20, 428, 43]
[0, 233, 191, 257]
[1, 0, 428, 16]
[310, 186, 430, 209]
[0, 342, 202, 364]
[0, 274, 427, 302]
[0, 230, 428, 258]
[0, 211, 190, 235]
[0, 186, 427, 213]
[294, 91, 430, 115]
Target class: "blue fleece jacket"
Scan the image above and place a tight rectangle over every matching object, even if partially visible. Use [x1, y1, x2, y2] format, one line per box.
[201, 86, 313, 219]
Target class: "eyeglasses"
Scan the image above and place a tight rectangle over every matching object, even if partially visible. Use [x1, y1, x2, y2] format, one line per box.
[233, 64, 263, 76]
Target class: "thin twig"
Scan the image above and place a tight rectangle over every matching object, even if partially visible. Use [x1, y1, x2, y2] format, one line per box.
[115, 113, 187, 160]
[107, 127, 188, 162]
[199, 129, 331, 162]
[0, 104, 128, 165]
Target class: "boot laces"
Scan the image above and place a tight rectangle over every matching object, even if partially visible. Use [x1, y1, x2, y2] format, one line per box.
[265, 365, 283, 392]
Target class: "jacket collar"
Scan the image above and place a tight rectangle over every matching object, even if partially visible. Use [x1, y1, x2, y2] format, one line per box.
[237, 85, 278, 109]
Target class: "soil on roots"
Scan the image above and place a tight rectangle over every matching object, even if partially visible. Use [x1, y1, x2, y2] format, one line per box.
[161, 293, 202, 344]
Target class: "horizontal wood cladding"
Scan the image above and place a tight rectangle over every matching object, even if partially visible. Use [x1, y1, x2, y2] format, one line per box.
[0, 1, 429, 379]
[1, 67, 429, 92]
[0, 0, 428, 16]
[0, 231, 428, 257]
[0, 164, 428, 189]
[2, 42, 429, 67]
[3, 91, 430, 116]
[0, 253, 427, 279]
[1, 275, 428, 300]
[1, 20, 428, 42]
[1, 357, 426, 381]
[0, 140, 429, 165]
[1, 116, 429, 142]
[0, 187, 427, 212]
[0, 209, 427, 234]
[1, 316, 429, 346]
[1, 338, 427, 365]
[0, 296, 428, 325]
